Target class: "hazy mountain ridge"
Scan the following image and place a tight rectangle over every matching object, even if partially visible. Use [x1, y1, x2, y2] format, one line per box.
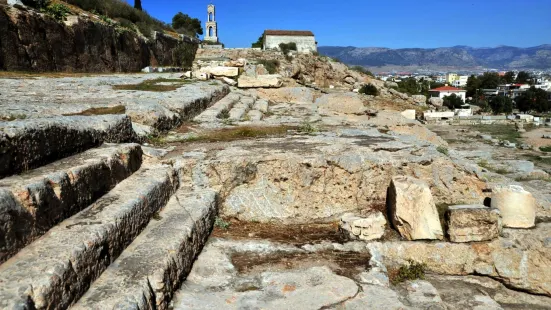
[318, 45, 551, 69]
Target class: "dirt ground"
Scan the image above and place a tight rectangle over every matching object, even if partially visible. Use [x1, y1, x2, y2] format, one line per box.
[522, 127, 551, 149]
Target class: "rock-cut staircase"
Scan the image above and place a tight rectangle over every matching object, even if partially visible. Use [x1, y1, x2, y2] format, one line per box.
[0, 116, 219, 309]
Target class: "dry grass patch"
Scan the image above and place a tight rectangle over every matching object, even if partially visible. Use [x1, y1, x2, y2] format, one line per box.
[63, 105, 126, 116]
[113, 78, 189, 92]
[186, 125, 295, 143]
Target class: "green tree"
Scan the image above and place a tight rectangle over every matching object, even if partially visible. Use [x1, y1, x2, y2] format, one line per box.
[251, 35, 263, 48]
[21, 0, 50, 8]
[172, 12, 203, 37]
[516, 71, 532, 84]
[465, 75, 481, 98]
[397, 78, 420, 95]
[134, 0, 142, 11]
[489, 95, 513, 115]
[443, 94, 465, 109]
[478, 72, 501, 89]
[503, 71, 515, 84]
[515, 86, 550, 113]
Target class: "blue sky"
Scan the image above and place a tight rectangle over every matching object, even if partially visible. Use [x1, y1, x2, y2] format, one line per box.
[132, 0, 551, 49]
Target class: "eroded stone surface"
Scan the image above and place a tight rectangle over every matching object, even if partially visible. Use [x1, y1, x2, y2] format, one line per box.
[341, 212, 387, 241]
[491, 184, 536, 228]
[446, 205, 501, 243]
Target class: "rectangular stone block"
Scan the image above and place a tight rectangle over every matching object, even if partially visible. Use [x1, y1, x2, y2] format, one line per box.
[446, 205, 501, 243]
[238, 75, 282, 88]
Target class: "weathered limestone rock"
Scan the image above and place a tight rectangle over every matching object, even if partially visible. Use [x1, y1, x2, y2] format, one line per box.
[404, 280, 444, 308]
[344, 76, 356, 85]
[429, 97, 444, 107]
[401, 109, 416, 120]
[411, 95, 427, 105]
[223, 58, 247, 67]
[73, 189, 217, 310]
[446, 205, 501, 243]
[238, 75, 282, 88]
[316, 93, 367, 115]
[255, 87, 315, 104]
[491, 185, 536, 228]
[387, 176, 444, 240]
[253, 99, 269, 113]
[218, 76, 237, 86]
[200, 66, 239, 77]
[0, 115, 135, 177]
[196, 72, 211, 80]
[340, 212, 386, 241]
[385, 81, 399, 88]
[0, 143, 143, 263]
[173, 267, 359, 310]
[246, 110, 263, 121]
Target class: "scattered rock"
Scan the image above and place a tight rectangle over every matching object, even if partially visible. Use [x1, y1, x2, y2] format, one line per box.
[340, 212, 387, 241]
[200, 66, 239, 77]
[316, 93, 367, 115]
[491, 185, 536, 228]
[411, 95, 427, 106]
[400, 109, 416, 120]
[384, 81, 398, 88]
[387, 176, 444, 240]
[429, 97, 444, 107]
[238, 75, 282, 88]
[446, 205, 501, 243]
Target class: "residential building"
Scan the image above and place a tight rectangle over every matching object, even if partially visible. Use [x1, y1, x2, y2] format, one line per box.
[263, 30, 317, 53]
[429, 85, 467, 101]
[446, 73, 458, 84]
[451, 76, 469, 87]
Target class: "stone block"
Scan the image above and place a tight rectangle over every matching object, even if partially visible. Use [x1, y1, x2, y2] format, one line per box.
[401, 109, 416, 120]
[446, 205, 501, 243]
[429, 97, 444, 107]
[238, 75, 282, 88]
[340, 212, 386, 241]
[491, 185, 536, 228]
[200, 66, 239, 77]
[387, 176, 444, 240]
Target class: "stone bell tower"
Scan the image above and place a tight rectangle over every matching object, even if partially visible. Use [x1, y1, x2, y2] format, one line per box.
[204, 4, 218, 43]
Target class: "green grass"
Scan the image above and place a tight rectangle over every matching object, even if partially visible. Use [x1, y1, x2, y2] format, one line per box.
[298, 122, 319, 134]
[113, 78, 189, 92]
[540, 146, 551, 152]
[477, 159, 511, 175]
[470, 124, 522, 144]
[1, 114, 27, 121]
[515, 175, 551, 182]
[524, 154, 551, 166]
[257, 59, 280, 74]
[436, 146, 449, 156]
[214, 217, 231, 230]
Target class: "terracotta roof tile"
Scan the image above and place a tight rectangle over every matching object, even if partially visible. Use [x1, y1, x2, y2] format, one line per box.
[264, 30, 314, 36]
[430, 86, 466, 92]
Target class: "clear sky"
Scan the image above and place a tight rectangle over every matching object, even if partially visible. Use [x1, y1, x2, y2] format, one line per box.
[133, 0, 551, 49]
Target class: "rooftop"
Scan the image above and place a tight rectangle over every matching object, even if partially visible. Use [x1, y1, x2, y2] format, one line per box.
[264, 30, 315, 37]
[430, 86, 466, 92]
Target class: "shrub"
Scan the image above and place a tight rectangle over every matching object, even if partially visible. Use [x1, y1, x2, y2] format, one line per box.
[359, 84, 379, 96]
[443, 94, 465, 109]
[389, 260, 426, 285]
[351, 66, 374, 77]
[257, 59, 280, 74]
[437, 146, 449, 156]
[214, 217, 230, 230]
[540, 146, 551, 152]
[279, 42, 297, 55]
[43, 3, 71, 21]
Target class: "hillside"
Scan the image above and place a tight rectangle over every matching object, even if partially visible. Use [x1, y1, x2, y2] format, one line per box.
[318, 45, 551, 70]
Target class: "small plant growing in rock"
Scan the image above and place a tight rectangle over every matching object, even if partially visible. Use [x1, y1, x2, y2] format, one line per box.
[218, 109, 230, 119]
[299, 122, 318, 134]
[389, 259, 426, 285]
[436, 146, 449, 156]
[43, 3, 71, 21]
[214, 217, 230, 230]
[359, 84, 379, 96]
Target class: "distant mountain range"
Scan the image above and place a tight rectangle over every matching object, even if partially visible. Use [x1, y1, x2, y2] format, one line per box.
[318, 45, 551, 70]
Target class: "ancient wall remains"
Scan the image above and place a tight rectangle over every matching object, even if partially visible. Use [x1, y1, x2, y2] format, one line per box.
[264, 35, 317, 53]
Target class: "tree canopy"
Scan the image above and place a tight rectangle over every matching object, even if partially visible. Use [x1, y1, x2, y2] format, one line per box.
[443, 94, 465, 109]
[516, 71, 533, 84]
[172, 12, 203, 37]
[489, 95, 513, 115]
[503, 71, 515, 84]
[251, 35, 263, 48]
[515, 87, 550, 113]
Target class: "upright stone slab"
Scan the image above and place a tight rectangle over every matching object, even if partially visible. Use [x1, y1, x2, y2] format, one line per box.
[491, 185, 536, 228]
[446, 205, 501, 243]
[387, 176, 444, 240]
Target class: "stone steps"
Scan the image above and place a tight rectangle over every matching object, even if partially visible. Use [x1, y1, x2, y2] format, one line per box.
[0, 143, 143, 263]
[0, 164, 179, 309]
[0, 115, 135, 177]
[72, 188, 217, 310]
[194, 92, 241, 123]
